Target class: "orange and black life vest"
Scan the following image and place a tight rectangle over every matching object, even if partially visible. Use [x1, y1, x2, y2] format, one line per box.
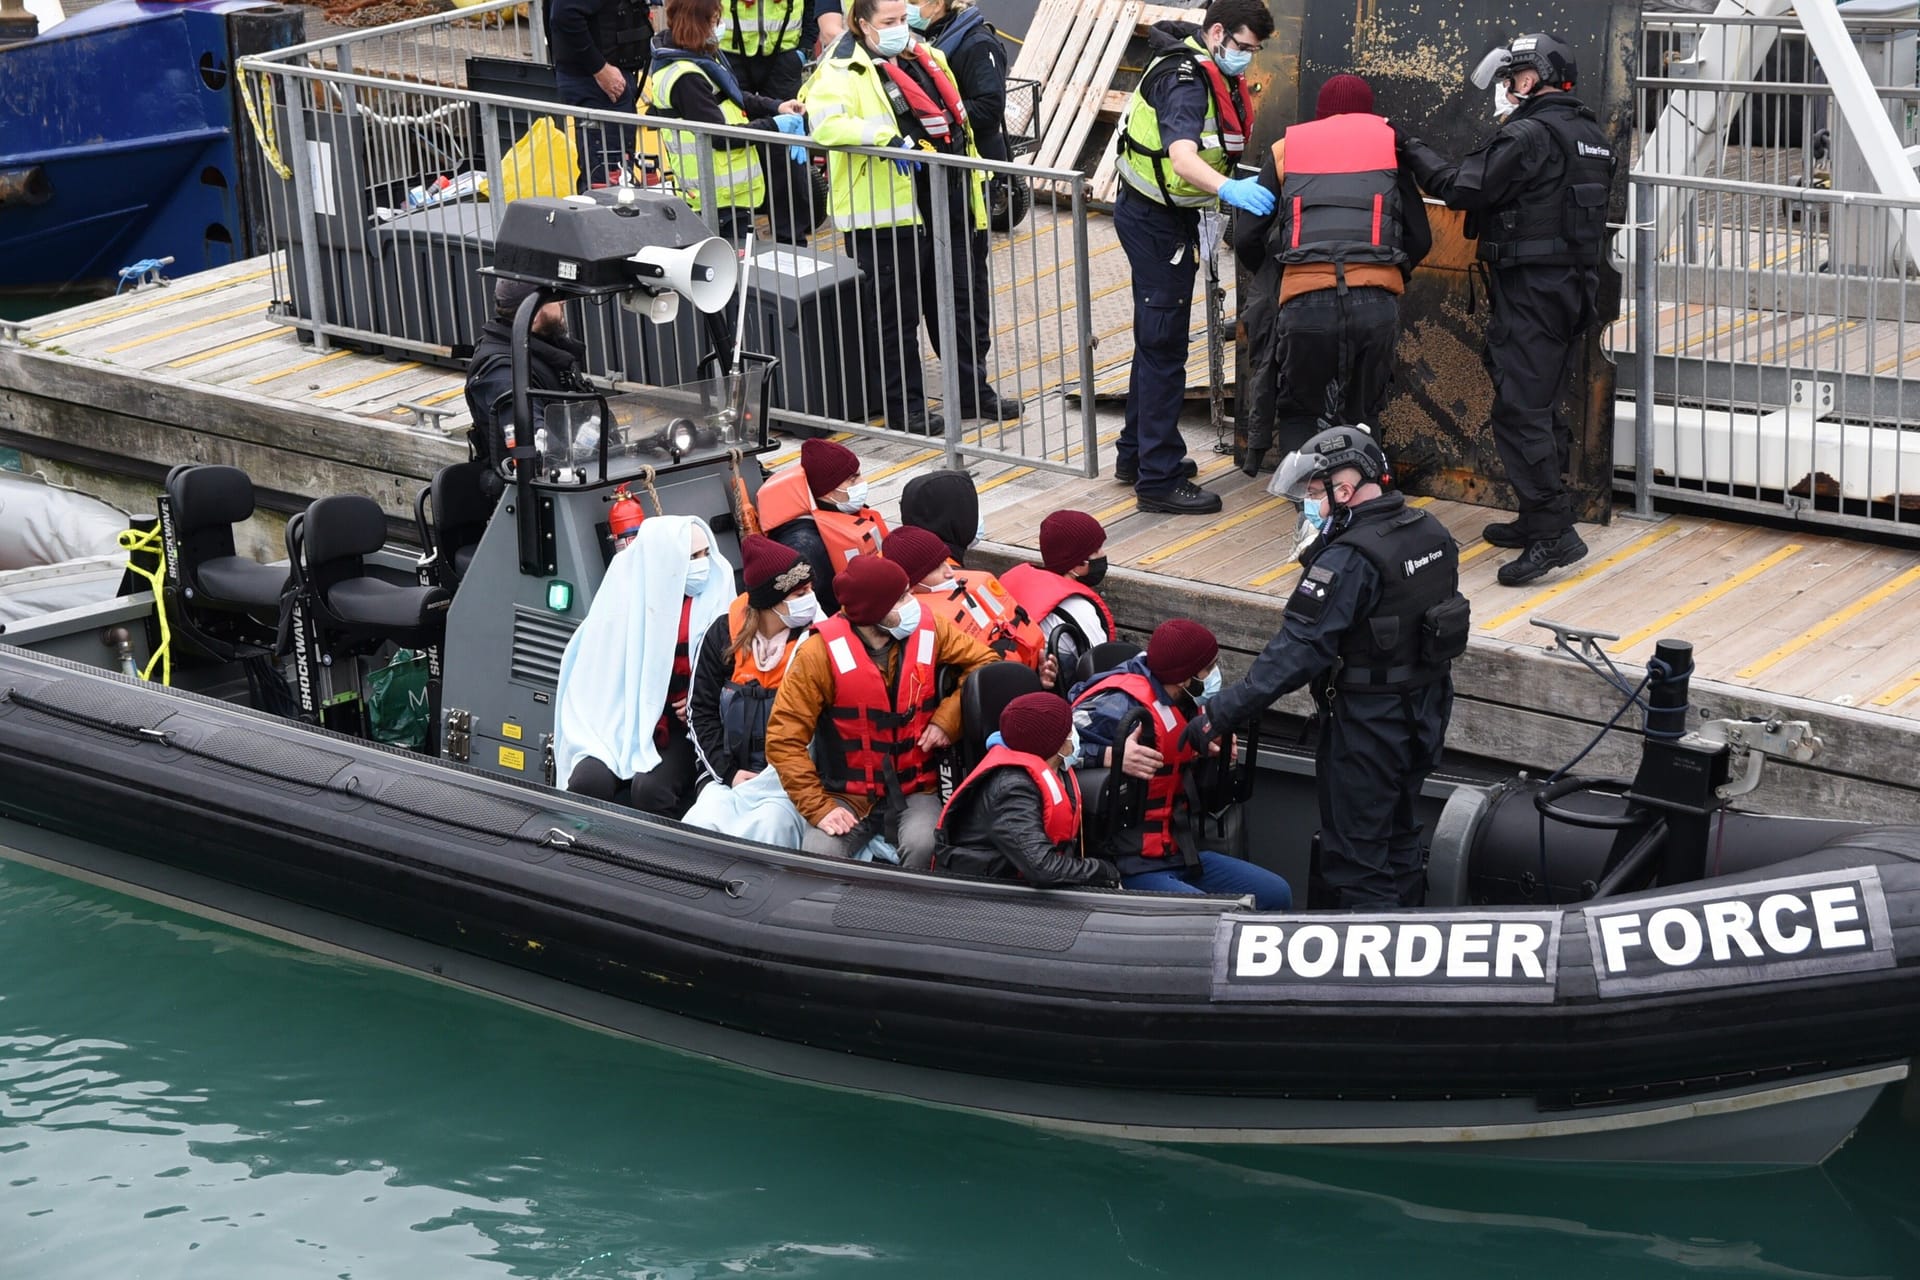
[937, 746, 1081, 848]
[812, 611, 941, 799]
[1071, 671, 1195, 863]
[876, 44, 969, 151]
[920, 567, 1045, 670]
[755, 466, 888, 571]
[1000, 564, 1114, 638]
[1273, 114, 1407, 272]
[717, 594, 807, 774]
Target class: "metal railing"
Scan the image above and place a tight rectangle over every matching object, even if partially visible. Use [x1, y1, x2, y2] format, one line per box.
[236, 0, 1100, 476]
[1613, 5, 1920, 536]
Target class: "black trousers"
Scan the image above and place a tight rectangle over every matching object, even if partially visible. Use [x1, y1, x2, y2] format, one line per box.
[1485, 262, 1599, 542]
[1271, 285, 1400, 455]
[919, 170, 998, 410]
[555, 68, 640, 188]
[1113, 187, 1200, 495]
[565, 727, 702, 819]
[846, 224, 927, 428]
[1314, 678, 1453, 909]
[730, 48, 805, 100]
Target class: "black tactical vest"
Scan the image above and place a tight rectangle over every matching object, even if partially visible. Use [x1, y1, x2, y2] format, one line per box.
[1327, 497, 1467, 692]
[595, 0, 654, 73]
[1477, 95, 1615, 268]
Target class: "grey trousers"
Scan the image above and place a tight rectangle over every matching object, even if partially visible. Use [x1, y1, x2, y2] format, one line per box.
[801, 791, 942, 868]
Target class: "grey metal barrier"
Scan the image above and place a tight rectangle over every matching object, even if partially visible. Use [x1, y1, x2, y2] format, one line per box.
[237, 2, 1101, 478]
[1613, 6, 1920, 537]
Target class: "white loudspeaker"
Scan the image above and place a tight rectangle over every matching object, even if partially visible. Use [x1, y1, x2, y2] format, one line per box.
[626, 237, 738, 315]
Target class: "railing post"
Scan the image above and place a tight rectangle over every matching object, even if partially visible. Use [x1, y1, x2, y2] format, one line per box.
[1634, 197, 1658, 520]
[929, 161, 964, 470]
[280, 74, 333, 354]
[481, 100, 507, 223]
[1071, 182, 1099, 477]
[529, 0, 548, 63]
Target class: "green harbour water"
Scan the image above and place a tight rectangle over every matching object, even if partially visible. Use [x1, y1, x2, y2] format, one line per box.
[3, 854, 1920, 1279]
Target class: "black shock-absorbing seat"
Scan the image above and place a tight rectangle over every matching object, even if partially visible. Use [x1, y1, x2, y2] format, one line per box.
[292, 495, 450, 650]
[160, 465, 290, 667]
[414, 461, 494, 593]
[1074, 641, 1142, 689]
[954, 660, 1043, 781]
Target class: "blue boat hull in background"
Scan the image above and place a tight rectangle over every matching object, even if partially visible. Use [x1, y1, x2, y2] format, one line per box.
[0, 0, 304, 297]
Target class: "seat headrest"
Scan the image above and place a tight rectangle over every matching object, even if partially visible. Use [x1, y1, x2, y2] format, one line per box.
[963, 661, 1043, 748]
[303, 495, 389, 567]
[169, 465, 257, 533]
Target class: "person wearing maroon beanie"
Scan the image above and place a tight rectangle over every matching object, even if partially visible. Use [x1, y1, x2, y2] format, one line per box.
[1067, 618, 1292, 909]
[763, 554, 1000, 865]
[934, 693, 1120, 888]
[688, 535, 818, 788]
[1000, 509, 1114, 692]
[1227, 69, 1432, 480]
[756, 437, 889, 620]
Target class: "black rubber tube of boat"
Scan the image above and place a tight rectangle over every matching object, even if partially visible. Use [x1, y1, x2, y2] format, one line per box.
[0, 687, 742, 897]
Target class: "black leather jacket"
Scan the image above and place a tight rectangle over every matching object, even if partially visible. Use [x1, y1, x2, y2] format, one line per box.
[936, 766, 1119, 888]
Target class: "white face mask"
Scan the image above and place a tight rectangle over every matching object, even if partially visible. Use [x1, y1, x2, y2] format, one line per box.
[973, 515, 987, 547]
[777, 591, 818, 628]
[1063, 725, 1082, 766]
[1492, 81, 1518, 120]
[684, 559, 710, 595]
[885, 596, 922, 640]
[837, 480, 870, 514]
[1201, 665, 1222, 698]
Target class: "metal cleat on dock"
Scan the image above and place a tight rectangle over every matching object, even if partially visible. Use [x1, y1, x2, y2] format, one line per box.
[0, 319, 31, 348]
[398, 402, 457, 431]
[1529, 616, 1622, 668]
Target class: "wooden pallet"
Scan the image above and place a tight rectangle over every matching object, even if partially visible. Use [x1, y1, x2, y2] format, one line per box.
[1008, 0, 1203, 196]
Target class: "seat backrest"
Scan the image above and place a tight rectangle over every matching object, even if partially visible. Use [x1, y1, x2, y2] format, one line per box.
[1076, 640, 1142, 689]
[166, 464, 254, 572]
[428, 461, 493, 581]
[301, 494, 388, 604]
[958, 660, 1042, 768]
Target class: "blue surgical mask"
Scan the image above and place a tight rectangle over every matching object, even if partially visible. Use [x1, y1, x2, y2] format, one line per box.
[1301, 497, 1326, 531]
[777, 591, 818, 629]
[1215, 45, 1252, 76]
[684, 559, 710, 595]
[906, 3, 926, 29]
[885, 597, 922, 640]
[874, 24, 912, 57]
[973, 515, 987, 547]
[1202, 665, 1222, 698]
[836, 480, 870, 514]
[1063, 725, 1082, 766]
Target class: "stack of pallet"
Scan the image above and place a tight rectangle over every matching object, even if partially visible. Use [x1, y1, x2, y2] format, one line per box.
[1006, 0, 1204, 200]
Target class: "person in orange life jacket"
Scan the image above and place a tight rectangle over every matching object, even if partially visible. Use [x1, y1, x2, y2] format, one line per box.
[548, 0, 657, 185]
[1067, 619, 1292, 908]
[1112, 0, 1275, 515]
[689, 534, 817, 786]
[883, 525, 1053, 681]
[1182, 426, 1462, 909]
[762, 555, 999, 864]
[935, 692, 1121, 888]
[649, 0, 818, 245]
[1229, 74, 1433, 475]
[756, 437, 889, 618]
[553, 516, 737, 817]
[999, 509, 1112, 691]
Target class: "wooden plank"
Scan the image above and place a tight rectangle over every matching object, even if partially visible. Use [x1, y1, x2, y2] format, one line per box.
[1041, 0, 1142, 182]
[1031, 0, 1126, 172]
[1024, 0, 1106, 161]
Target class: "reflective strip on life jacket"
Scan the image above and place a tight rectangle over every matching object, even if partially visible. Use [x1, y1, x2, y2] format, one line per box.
[1070, 671, 1193, 860]
[815, 611, 940, 797]
[937, 745, 1081, 848]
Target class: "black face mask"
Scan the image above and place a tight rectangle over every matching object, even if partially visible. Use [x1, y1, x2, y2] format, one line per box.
[1080, 556, 1108, 589]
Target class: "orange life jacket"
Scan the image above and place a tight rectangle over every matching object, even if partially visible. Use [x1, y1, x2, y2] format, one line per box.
[918, 566, 1045, 670]
[716, 594, 806, 775]
[1070, 671, 1194, 862]
[937, 745, 1081, 849]
[1000, 564, 1114, 638]
[755, 465, 889, 571]
[812, 611, 940, 798]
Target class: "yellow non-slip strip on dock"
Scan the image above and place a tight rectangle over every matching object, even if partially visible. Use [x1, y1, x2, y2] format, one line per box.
[1136, 495, 1291, 569]
[251, 349, 354, 384]
[1873, 667, 1920, 708]
[1478, 524, 1685, 633]
[764, 431, 856, 470]
[32, 268, 274, 341]
[315, 361, 423, 399]
[1737, 564, 1920, 681]
[102, 303, 265, 355]
[167, 327, 288, 369]
[1606, 544, 1804, 654]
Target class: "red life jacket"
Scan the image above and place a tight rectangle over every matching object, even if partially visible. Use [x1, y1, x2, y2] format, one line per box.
[937, 745, 1081, 851]
[1000, 564, 1115, 638]
[755, 465, 889, 571]
[921, 567, 1046, 670]
[655, 596, 695, 748]
[1194, 58, 1248, 164]
[813, 610, 941, 798]
[876, 44, 968, 149]
[1276, 114, 1406, 270]
[1070, 671, 1194, 861]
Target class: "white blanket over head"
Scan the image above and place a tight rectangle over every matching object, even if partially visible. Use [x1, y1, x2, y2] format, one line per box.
[553, 515, 734, 786]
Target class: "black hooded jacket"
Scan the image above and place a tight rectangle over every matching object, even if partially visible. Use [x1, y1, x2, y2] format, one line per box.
[463, 319, 592, 469]
[937, 765, 1119, 887]
[901, 469, 981, 566]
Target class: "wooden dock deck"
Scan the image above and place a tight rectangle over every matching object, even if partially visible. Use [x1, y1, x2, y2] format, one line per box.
[6, 248, 1920, 821]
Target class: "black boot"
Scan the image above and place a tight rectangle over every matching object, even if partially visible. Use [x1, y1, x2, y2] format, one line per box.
[1496, 529, 1589, 586]
[1481, 520, 1525, 549]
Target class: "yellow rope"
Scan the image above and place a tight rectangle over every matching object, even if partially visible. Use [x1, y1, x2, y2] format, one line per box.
[116, 524, 173, 686]
[238, 69, 293, 181]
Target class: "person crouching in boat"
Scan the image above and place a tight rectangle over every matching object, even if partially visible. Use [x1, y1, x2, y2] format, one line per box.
[1069, 619, 1292, 908]
[934, 692, 1121, 888]
[882, 524, 1050, 681]
[755, 437, 889, 618]
[554, 516, 737, 816]
[999, 509, 1113, 692]
[689, 534, 817, 786]
[763, 555, 998, 864]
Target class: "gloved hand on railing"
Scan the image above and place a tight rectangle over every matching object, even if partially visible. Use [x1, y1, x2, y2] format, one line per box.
[772, 111, 809, 165]
[1218, 176, 1276, 216]
[892, 135, 925, 177]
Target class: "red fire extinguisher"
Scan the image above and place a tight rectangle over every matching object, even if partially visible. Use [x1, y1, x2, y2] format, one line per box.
[609, 484, 646, 549]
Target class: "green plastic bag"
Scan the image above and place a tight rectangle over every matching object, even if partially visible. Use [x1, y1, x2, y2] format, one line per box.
[367, 649, 431, 749]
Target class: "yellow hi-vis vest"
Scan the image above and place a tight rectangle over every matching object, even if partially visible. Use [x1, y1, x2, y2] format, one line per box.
[646, 59, 767, 212]
[720, 0, 806, 58]
[800, 37, 987, 232]
[1116, 36, 1242, 208]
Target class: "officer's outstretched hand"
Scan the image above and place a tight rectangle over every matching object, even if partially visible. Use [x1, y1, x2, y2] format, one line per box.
[1218, 177, 1276, 217]
[1118, 724, 1163, 781]
[1180, 705, 1221, 755]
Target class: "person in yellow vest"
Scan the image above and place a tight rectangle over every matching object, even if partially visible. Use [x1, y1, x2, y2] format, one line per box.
[799, 0, 1005, 436]
[754, 437, 888, 618]
[882, 524, 1049, 678]
[647, 0, 818, 245]
[717, 0, 817, 100]
[1112, 0, 1275, 515]
[763, 555, 998, 864]
[689, 534, 817, 785]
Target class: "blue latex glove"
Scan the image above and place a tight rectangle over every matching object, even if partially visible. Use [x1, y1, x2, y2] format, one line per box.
[772, 112, 806, 135]
[892, 135, 920, 177]
[789, 145, 811, 165]
[1218, 176, 1276, 216]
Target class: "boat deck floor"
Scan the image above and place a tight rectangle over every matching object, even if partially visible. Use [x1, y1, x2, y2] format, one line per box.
[11, 252, 1920, 726]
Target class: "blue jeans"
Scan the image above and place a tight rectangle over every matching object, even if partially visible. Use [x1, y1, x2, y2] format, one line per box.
[1122, 851, 1292, 911]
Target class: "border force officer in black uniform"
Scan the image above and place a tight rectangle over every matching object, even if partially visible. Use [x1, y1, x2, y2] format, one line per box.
[549, 0, 657, 185]
[1398, 33, 1617, 587]
[1182, 426, 1469, 908]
